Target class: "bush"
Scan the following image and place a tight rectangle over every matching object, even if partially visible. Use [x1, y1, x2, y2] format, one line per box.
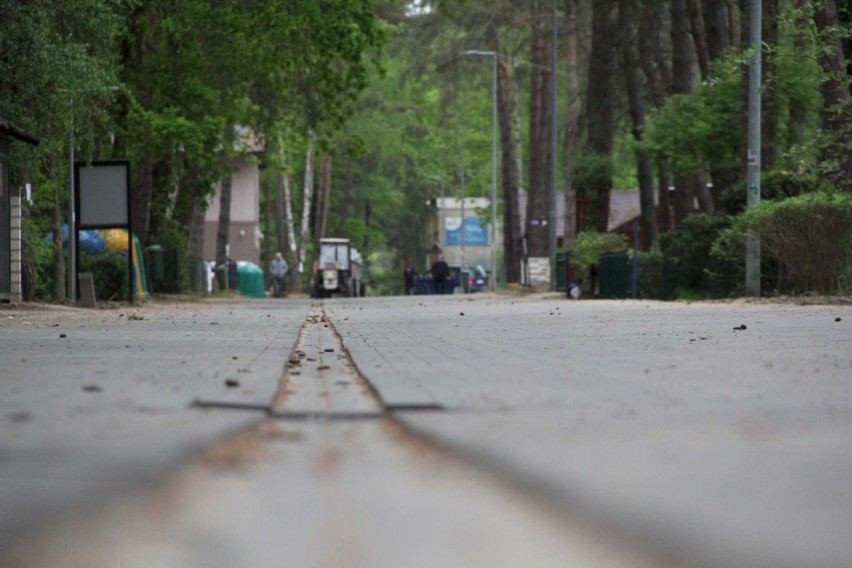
[720, 170, 831, 215]
[713, 191, 852, 294]
[660, 214, 741, 298]
[571, 231, 628, 273]
[636, 248, 673, 300]
[79, 250, 130, 301]
[25, 218, 56, 301]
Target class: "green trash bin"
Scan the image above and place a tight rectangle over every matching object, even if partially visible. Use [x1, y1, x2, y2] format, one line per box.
[144, 245, 164, 291]
[598, 250, 631, 299]
[237, 262, 266, 298]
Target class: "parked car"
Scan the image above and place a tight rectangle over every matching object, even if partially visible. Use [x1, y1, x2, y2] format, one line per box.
[451, 263, 487, 293]
[412, 263, 487, 294]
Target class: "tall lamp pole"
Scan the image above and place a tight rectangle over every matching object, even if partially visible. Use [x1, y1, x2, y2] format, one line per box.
[549, 0, 558, 290]
[746, 0, 762, 296]
[68, 99, 76, 302]
[460, 50, 498, 291]
[460, 122, 465, 264]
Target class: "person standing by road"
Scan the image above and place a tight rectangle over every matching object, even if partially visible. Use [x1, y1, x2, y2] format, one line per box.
[430, 254, 449, 295]
[270, 252, 288, 298]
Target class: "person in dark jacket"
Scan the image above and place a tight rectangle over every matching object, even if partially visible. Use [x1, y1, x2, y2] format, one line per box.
[430, 254, 450, 295]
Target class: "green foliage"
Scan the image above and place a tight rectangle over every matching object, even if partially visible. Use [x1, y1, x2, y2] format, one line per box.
[24, 218, 57, 302]
[713, 192, 852, 294]
[573, 154, 614, 194]
[636, 249, 672, 301]
[364, 250, 403, 296]
[720, 170, 833, 215]
[79, 251, 130, 301]
[660, 214, 741, 298]
[571, 231, 627, 272]
[643, 55, 742, 176]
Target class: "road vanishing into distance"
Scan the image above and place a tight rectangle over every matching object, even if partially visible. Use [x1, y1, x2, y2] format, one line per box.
[1, 294, 850, 568]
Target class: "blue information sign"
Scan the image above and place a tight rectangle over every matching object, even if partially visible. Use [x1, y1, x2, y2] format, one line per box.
[446, 217, 488, 246]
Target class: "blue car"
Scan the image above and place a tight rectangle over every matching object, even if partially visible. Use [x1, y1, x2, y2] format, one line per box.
[451, 264, 488, 293]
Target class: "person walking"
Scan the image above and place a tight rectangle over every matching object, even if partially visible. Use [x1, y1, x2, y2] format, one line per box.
[270, 252, 288, 298]
[430, 254, 450, 295]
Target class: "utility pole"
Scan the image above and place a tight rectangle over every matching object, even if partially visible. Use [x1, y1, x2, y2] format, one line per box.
[549, 0, 558, 290]
[746, 0, 762, 296]
[459, 50, 499, 290]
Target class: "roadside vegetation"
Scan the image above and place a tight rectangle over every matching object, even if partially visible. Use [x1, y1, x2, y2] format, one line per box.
[2, 0, 850, 300]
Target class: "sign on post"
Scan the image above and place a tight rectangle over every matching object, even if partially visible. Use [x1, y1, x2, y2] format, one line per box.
[74, 161, 132, 303]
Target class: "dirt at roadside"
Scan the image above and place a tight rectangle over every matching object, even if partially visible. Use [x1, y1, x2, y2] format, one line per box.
[0, 295, 240, 328]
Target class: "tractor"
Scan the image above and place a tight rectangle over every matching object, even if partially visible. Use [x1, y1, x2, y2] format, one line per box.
[309, 238, 366, 298]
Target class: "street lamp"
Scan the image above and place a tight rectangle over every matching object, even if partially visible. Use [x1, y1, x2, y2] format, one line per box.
[549, 0, 558, 291]
[459, 50, 498, 291]
[746, 0, 762, 296]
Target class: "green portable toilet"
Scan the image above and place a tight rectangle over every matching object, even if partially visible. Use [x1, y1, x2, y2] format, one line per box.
[237, 261, 266, 298]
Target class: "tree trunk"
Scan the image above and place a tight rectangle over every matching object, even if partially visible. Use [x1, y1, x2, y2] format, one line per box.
[811, 0, 852, 190]
[338, 157, 353, 235]
[273, 169, 287, 255]
[620, 0, 658, 250]
[297, 133, 316, 287]
[498, 57, 522, 284]
[671, 0, 701, 221]
[586, 0, 616, 233]
[51, 151, 66, 302]
[262, 166, 272, 267]
[215, 168, 232, 267]
[587, 0, 616, 156]
[686, 0, 711, 79]
[638, 0, 674, 234]
[512, 61, 525, 196]
[762, 0, 779, 170]
[704, 0, 731, 60]
[313, 153, 332, 259]
[131, 156, 153, 243]
[280, 148, 300, 293]
[657, 162, 673, 232]
[187, 200, 206, 259]
[564, 0, 579, 251]
[703, 0, 737, 214]
[526, 0, 552, 257]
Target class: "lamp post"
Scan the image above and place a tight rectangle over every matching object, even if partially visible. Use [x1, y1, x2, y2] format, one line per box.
[460, 50, 498, 291]
[746, 0, 762, 296]
[68, 97, 76, 302]
[549, 0, 558, 291]
[460, 123, 465, 264]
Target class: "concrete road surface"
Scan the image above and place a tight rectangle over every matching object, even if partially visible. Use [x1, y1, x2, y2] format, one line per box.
[1, 294, 850, 567]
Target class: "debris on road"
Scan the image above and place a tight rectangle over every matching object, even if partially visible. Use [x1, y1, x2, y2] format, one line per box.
[733, 324, 747, 331]
[224, 379, 240, 388]
[10, 411, 31, 423]
[82, 385, 103, 393]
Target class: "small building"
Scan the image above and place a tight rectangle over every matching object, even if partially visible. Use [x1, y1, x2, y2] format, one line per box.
[202, 128, 262, 266]
[430, 197, 494, 269]
[0, 119, 38, 303]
